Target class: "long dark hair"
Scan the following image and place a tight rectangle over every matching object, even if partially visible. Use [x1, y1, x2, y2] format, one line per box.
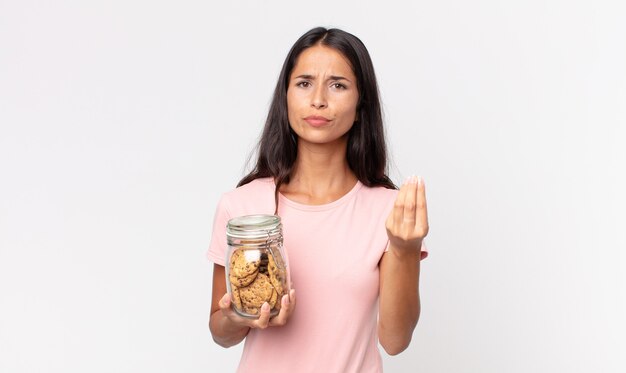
[238, 27, 396, 209]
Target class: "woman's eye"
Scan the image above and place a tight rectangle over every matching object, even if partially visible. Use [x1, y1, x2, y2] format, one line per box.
[332, 83, 347, 89]
[297, 81, 311, 88]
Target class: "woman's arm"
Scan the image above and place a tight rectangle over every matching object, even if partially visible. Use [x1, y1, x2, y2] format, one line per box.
[378, 245, 422, 355]
[208, 264, 297, 348]
[209, 264, 250, 347]
[378, 176, 428, 355]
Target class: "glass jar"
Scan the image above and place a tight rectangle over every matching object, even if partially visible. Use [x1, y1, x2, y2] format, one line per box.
[226, 214, 290, 318]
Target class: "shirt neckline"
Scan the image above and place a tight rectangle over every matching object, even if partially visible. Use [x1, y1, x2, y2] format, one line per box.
[276, 179, 363, 212]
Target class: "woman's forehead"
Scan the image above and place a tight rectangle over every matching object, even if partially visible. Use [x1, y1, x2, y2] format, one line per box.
[291, 45, 355, 78]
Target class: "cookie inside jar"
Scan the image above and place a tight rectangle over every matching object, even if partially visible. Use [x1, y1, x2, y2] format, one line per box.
[226, 215, 290, 318]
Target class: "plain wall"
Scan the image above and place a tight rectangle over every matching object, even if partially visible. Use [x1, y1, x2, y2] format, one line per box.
[1, 0, 625, 372]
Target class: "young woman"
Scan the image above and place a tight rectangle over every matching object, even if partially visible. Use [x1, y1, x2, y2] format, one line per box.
[207, 27, 429, 373]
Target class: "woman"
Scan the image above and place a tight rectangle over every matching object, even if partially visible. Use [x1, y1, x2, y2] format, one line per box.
[207, 27, 429, 373]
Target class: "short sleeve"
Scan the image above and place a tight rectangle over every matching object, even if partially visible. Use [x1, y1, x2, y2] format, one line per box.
[206, 195, 231, 266]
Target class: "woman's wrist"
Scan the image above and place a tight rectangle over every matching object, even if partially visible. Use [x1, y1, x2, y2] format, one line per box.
[220, 309, 251, 334]
[210, 309, 250, 347]
[387, 240, 423, 261]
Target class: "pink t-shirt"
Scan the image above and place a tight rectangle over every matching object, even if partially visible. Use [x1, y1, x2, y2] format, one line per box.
[207, 178, 427, 373]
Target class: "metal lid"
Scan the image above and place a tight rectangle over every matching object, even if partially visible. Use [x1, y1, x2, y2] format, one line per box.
[226, 214, 282, 240]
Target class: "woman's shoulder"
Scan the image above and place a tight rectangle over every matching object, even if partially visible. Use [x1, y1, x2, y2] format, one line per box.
[356, 183, 398, 209]
[218, 177, 276, 215]
[226, 177, 274, 195]
[358, 183, 398, 198]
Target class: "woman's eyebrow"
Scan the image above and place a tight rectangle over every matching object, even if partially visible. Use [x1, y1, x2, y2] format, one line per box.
[293, 74, 315, 80]
[292, 74, 351, 82]
[329, 75, 351, 82]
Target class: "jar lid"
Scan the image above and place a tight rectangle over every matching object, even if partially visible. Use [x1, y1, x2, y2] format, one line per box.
[226, 214, 282, 240]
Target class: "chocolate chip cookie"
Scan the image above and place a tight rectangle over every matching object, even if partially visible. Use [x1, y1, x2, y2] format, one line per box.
[239, 273, 274, 310]
[268, 253, 285, 295]
[229, 249, 261, 278]
[228, 248, 288, 317]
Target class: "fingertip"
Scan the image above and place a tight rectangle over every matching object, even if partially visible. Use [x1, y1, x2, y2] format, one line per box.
[286, 289, 295, 307]
[402, 175, 416, 185]
[220, 293, 231, 307]
[257, 303, 271, 328]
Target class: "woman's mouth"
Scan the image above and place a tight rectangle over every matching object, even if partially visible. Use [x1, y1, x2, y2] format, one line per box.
[304, 115, 331, 127]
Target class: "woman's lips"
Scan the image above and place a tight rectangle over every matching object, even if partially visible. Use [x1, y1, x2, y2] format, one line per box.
[304, 115, 331, 127]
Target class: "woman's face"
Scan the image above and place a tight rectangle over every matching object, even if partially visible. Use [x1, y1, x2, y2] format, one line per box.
[287, 45, 359, 148]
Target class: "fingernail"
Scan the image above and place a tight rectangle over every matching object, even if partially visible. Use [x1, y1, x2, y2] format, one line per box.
[404, 176, 412, 185]
[410, 175, 418, 184]
[262, 302, 270, 311]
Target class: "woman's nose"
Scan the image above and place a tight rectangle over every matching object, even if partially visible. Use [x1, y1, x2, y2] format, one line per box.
[310, 86, 327, 109]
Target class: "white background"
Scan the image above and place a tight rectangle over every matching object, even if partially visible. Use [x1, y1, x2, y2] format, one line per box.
[1, 0, 625, 372]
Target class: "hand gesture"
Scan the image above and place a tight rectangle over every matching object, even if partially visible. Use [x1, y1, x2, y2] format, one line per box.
[217, 289, 297, 330]
[385, 176, 429, 253]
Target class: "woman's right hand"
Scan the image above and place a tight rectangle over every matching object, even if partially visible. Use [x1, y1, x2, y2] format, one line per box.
[217, 288, 297, 329]
[209, 264, 296, 347]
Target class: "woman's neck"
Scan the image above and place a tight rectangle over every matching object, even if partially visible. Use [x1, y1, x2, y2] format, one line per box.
[280, 139, 358, 205]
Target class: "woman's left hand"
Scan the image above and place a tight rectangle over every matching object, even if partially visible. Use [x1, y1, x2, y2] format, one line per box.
[385, 176, 429, 253]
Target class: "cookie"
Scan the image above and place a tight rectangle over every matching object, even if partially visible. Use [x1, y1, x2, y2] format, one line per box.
[268, 288, 278, 309]
[230, 285, 242, 311]
[243, 305, 259, 315]
[229, 249, 261, 278]
[239, 273, 273, 309]
[268, 254, 284, 295]
[229, 270, 258, 287]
